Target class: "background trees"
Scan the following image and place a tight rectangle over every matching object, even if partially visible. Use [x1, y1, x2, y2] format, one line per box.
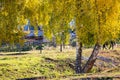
[0, 0, 24, 46]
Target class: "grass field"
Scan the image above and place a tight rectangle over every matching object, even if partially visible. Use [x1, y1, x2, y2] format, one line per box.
[0, 47, 120, 80]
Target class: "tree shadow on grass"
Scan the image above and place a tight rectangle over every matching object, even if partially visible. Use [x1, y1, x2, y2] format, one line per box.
[17, 76, 47, 80]
[17, 75, 120, 80]
[44, 57, 75, 70]
[0, 53, 29, 56]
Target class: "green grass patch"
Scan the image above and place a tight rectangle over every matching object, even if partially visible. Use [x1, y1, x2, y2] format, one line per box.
[0, 49, 76, 80]
[0, 48, 119, 80]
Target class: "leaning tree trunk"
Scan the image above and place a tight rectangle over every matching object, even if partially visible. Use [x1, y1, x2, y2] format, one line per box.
[82, 43, 101, 73]
[75, 42, 82, 73]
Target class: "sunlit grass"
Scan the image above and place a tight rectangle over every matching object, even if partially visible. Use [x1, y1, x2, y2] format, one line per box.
[0, 47, 119, 80]
[0, 48, 76, 80]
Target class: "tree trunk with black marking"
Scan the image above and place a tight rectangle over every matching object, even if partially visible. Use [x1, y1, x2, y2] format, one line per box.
[75, 42, 82, 73]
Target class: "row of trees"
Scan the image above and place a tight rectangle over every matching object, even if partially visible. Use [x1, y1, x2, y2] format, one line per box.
[0, 0, 120, 73]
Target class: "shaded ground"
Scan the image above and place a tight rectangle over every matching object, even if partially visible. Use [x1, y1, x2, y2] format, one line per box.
[0, 53, 29, 56]
[17, 77, 120, 80]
